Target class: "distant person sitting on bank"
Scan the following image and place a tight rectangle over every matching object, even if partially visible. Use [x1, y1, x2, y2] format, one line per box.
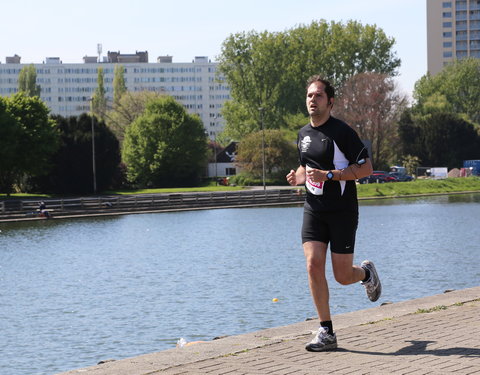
[38, 201, 50, 218]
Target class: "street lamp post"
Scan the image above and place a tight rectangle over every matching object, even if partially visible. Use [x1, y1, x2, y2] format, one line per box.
[213, 132, 218, 186]
[213, 115, 220, 186]
[89, 98, 97, 194]
[259, 107, 266, 192]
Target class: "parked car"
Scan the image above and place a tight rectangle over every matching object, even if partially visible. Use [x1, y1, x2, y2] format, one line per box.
[388, 172, 413, 182]
[358, 171, 396, 184]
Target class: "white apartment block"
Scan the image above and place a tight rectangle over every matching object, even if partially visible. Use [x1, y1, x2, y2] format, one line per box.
[427, 0, 480, 75]
[0, 53, 229, 139]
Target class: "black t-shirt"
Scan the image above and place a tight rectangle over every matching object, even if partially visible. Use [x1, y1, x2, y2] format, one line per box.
[297, 116, 369, 212]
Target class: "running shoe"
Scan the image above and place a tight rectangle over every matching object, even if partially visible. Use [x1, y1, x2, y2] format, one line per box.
[361, 260, 382, 302]
[305, 326, 337, 352]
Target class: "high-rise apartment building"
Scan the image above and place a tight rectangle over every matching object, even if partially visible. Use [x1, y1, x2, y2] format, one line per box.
[0, 53, 229, 139]
[427, 0, 480, 75]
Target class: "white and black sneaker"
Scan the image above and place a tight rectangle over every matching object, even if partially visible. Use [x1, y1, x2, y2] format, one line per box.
[361, 260, 382, 302]
[305, 327, 337, 352]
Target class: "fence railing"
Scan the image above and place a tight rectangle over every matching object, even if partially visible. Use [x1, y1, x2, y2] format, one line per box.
[0, 189, 305, 221]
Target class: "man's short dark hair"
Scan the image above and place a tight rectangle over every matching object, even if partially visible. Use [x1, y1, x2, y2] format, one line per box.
[306, 75, 335, 100]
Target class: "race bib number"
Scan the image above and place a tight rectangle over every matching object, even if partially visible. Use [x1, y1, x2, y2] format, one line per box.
[306, 178, 324, 195]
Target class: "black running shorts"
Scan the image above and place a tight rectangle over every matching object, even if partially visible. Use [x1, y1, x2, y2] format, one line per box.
[301, 208, 358, 254]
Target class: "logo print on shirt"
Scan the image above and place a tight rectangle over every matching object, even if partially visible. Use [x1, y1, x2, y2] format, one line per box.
[300, 136, 311, 152]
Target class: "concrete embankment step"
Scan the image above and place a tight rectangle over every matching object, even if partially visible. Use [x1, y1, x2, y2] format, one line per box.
[58, 286, 480, 375]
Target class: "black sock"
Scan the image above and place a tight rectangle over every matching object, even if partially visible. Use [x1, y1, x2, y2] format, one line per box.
[362, 268, 370, 283]
[320, 320, 333, 335]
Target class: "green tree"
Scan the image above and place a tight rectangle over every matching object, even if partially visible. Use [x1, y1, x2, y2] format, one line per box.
[106, 90, 164, 142]
[30, 114, 121, 194]
[122, 96, 207, 187]
[0, 93, 59, 194]
[218, 19, 401, 138]
[92, 67, 107, 119]
[397, 109, 422, 159]
[219, 30, 292, 133]
[413, 58, 480, 124]
[398, 111, 480, 169]
[402, 155, 421, 177]
[221, 100, 259, 141]
[18, 64, 41, 97]
[235, 129, 297, 179]
[0, 97, 21, 194]
[113, 64, 127, 105]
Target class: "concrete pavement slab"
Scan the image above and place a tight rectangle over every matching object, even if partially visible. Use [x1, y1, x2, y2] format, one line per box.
[58, 286, 480, 375]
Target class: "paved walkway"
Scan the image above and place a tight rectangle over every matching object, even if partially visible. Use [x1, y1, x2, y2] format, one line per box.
[59, 287, 480, 375]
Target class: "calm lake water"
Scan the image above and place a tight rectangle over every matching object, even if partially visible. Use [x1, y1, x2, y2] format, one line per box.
[1, 193, 479, 375]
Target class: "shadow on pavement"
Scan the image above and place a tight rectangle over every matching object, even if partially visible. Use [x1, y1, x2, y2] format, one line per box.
[337, 340, 480, 357]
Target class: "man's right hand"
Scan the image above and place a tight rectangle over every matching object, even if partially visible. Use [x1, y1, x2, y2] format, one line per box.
[286, 169, 297, 186]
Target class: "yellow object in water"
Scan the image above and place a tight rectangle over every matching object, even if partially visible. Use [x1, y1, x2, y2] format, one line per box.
[272, 298, 279, 302]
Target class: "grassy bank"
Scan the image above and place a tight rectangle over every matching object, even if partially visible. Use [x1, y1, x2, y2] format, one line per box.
[2, 177, 480, 200]
[105, 184, 244, 195]
[356, 177, 480, 198]
[0, 183, 243, 199]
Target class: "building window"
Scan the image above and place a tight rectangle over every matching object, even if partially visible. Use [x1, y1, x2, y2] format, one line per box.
[443, 21, 452, 27]
[442, 1, 452, 7]
[443, 51, 453, 58]
[443, 12, 452, 17]
[443, 41, 453, 47]
[443, 31, 452, 37]
[226, 168, 236, 176]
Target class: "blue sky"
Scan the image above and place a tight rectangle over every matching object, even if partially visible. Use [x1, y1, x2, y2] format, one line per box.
[1, 0, 426, 97]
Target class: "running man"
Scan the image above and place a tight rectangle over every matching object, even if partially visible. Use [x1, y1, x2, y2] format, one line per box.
[286, 75, 381, 352]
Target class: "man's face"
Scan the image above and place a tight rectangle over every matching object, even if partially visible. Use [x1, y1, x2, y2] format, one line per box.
[306, 82, 332, 117]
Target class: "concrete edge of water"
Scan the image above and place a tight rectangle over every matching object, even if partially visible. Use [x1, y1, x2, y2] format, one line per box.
[57, 286, 480, 375]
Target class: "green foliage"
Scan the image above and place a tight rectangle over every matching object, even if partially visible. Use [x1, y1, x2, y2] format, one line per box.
[398, 110, 480, 169]
[0, 98, 21, 194]
[30, 114, 122, 194]
[18, 64, 41, 97]
[106, 90, 165, 142]
[284, 112, 310, 135]
[413, 58, 480, 124]
[221, 100, 259, 141]
[0, 93, 59, 194]
[235, 129, 297, 179]
[113, 65, 127, 105]
[122, 96, 207, 187]
[227, 173, 286, 186]
[92, 67, 107, 119]
[402, 155, 421, 176]
[218, 19, 400, 138]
